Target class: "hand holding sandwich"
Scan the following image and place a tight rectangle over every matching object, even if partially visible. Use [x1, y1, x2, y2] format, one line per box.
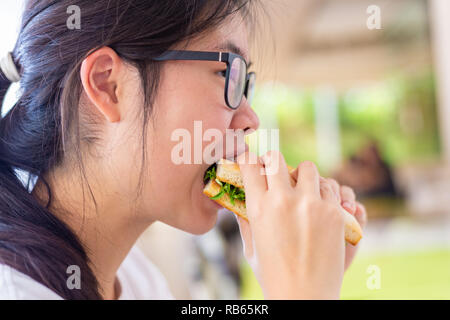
[291, 171, 368, 271]
[236, 151, 364, 299]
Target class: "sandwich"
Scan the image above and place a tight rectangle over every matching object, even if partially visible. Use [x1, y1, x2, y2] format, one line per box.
[203, 159, 363, 245]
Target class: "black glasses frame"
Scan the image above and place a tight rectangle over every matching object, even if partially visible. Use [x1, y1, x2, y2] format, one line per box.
[153, 50, 255, 109]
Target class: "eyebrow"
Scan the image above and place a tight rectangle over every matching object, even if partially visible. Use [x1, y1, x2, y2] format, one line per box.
[214, 41, 252, 67]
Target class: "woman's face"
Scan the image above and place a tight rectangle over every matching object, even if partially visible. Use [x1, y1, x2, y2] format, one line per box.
[117, 14, 260, 234]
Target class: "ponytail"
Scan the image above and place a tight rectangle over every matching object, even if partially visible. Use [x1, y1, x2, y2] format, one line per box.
[0, 56, 102, 299]
[0, 60, 12, 112]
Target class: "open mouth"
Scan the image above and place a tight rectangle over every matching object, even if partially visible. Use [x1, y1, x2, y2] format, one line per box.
[202, 152, 241, 187]
[203, 163, 217, 186]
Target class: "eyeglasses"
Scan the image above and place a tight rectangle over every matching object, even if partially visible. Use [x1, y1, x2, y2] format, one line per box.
[153, 50, 256, 110]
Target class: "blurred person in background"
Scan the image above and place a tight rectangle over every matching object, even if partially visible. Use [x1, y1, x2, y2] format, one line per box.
[333, 140, 398, 197]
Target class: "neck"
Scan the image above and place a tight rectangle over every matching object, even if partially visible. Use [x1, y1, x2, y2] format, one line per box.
[31, 163, 152, 300]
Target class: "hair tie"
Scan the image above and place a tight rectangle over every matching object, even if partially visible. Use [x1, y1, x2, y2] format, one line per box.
[0, 52, 21, 83]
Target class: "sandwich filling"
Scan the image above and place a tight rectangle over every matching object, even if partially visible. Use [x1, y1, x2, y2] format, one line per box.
[203, 164, 246, 206]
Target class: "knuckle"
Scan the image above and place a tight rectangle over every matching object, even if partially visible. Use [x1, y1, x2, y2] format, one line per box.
[255, 193, 288, 218]
[299, 198, 344, 227]
[321, 180, 332, 189]
[320, 181, 333, 195]
[341, 185, 355, 197]
[327, 178, 339, 188]
[317, 199, 343, 217]
[300, 160, 317, 170]
[319, 203, 344, 227]
[260, 151, 284, 174]
[327, 179, 340, 199]
[299, 196, 319, 213]
[320, 186, 331, 198]
[263, 150, 283, 164]
[270, 194, 286, 209]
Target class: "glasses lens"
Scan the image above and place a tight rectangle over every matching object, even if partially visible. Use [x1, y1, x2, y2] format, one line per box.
[246, 72, 256, 106]
[227, 57, 247, 109]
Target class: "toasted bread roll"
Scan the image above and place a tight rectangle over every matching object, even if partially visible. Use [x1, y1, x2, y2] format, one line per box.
[342, 210, 363, 245]
[216, 159, 244, 188]
[217, 159, 297, 188]
[203, 179, 247, 220]
[205, 159, 363, 245]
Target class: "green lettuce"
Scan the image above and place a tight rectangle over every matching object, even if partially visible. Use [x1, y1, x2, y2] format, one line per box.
[204, 165, 246, 205]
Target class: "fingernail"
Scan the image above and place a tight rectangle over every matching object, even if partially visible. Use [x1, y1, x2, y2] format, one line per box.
[302, 161, 314, 167]
[342, 201, 355, 213]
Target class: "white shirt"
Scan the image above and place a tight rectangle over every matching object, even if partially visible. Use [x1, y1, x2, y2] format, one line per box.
[0, 245, 174, 300]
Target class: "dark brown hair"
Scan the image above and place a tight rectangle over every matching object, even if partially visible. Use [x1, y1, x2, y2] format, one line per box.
[0, 0, 258, 299]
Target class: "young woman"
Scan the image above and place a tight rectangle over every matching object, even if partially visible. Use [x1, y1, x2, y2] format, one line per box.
[0, 0, 366, 300]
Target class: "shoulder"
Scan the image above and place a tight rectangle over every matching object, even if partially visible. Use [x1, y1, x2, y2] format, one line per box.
[0, 246, 174, 300]
[0, 264, 63, 300]
[116, 244, 174, 300]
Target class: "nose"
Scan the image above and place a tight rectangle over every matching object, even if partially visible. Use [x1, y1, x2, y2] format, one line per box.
[229, 97, 260, 133]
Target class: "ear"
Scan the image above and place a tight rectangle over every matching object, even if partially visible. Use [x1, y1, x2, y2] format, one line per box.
[80, 47, 123, 122]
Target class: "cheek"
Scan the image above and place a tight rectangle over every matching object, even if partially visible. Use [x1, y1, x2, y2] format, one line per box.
[136, 66, 232, 222]
[153, 67, 233, 160]
[163, 62, 226, 115]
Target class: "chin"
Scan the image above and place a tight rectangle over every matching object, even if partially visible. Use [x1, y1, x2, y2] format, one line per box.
[172, 176, 223, 235]
[182, 206, 219, 235]
[156, 188, 221, 235]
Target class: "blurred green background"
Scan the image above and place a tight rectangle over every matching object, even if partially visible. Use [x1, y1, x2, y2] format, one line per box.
[240, 249, 450, 299]
[249, 71, 440, 173]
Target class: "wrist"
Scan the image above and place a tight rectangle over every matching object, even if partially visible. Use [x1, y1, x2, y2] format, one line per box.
[262, 279, 342, 300]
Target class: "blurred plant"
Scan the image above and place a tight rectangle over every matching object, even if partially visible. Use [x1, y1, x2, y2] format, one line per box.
[251, 70, 440, 172]
[339, 71, 440, 166]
